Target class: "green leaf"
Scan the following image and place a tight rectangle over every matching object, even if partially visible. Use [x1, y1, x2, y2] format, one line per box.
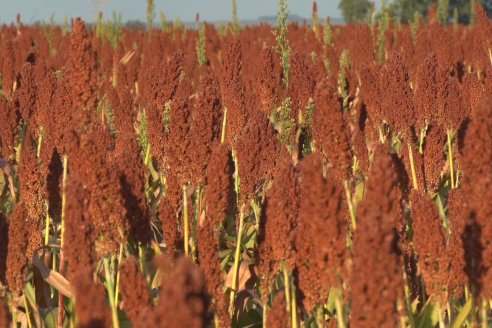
[415, 299, 438, 328]
[452, 298, 473, 328]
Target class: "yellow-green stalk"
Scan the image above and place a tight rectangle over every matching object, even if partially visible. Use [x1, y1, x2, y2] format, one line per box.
[343, 180, 357, 230]
[275, 0, 291, 89]
[183, 184, 190, 256]
[221, 108, 228, 144]
[407, 142, 419, 190]
[196, 23, 207, 66]
[447, 130, 456, 188]
[231, 0, 240, 36]
[229, 206, 245, 315]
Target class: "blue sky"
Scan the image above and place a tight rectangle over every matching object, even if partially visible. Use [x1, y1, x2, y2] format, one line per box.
[0, 0, 382, 24]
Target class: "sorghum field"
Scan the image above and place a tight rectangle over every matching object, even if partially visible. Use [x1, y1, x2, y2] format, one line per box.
[1, 1, 492, 327]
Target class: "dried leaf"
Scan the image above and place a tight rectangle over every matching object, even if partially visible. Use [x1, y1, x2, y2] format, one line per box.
[225, 260, 254, 293]
[32, 252, 74, 298]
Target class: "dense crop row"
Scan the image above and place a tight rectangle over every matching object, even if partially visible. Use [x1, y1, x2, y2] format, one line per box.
[0, 3, 492, 327]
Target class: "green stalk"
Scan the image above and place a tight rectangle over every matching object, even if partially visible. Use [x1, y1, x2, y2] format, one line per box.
[481, 300, 488, 328]
[23, 294, 33, 328]
[183, 184, 190, 256]
[263, 302, 268, 328]
[404, 274, 416, 328]
[37, 127, 44, 159]
[447, 130, 456, 189]
[282, 263, 291, 313]
[61, 155, 68, 247]
[144, 143, 151, 166]
[315, 306, 324, 328]
[58, 155, 68, 328]
[103, 258, 120, 328]
[229, 207, 245, 316]
[452, 297, 472, 328]
[138, 243, 148, 284]
[334, 293, 346, 328]
[378, 126, 385, 144]
[221, 108, 228, 144]
[114, 244, 124, 306]
[438, 306, 445, 328]
[407, 142, 419, 190]
[291, 283, 298, 328]
[44, 201, 50, 246]
[418, 121, 428, 154]
[343, 180, 357, 230]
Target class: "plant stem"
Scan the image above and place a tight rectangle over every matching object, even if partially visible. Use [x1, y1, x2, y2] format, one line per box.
[229, 206, 245, 316]
[263, 299, 268, 328]
[61, 155, 68, 246]
[221, 108, 227, 144]
[315, 306, 324, 327]
[282, 263, 291, 313]
[291, 283, 298, 328]
[447, 130, 456, 189]
[403, 275, 416, 328]
[23, 294, 33, 328]
[481, 300, 488, 328]
[343, 180, 357, 230]
[407, 142, 419, 190]
[37, 128, 44, 159]
[438, 306, 445, 328]
[58, 155, 68, 328]
[334, 290, 346, 328]
[144, 143, 151, 166]
[44, 201, 50, 246]
[114, 244, 123, 306]
[103, 258, 120, 328]
[418, 121, 429, 155]
[183, 184, 190, 256]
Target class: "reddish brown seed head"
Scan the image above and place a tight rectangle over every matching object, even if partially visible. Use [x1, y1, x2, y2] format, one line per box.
[66, 18, 97, 112]
[190, 66, 223, 185]
[67, 123, 128, 255]
[73, 269, 112, 328]
[160, 173, 182, 258]
[460, 97, 492, 299]
[296, 152, 348, 312]
[109, 86, 152, 244]
[0, 212, 7, 285]
[119, 257, 152, 325]
[19, 129, 47, 221]
[6, 202, 40, 295]
[350, 146, 404, 327]
[436, 71, 468, 131]
[0, 298, 9, 327]
[147, 52, 184, 162]
[422, 124, 446, 192]
[288, 52, 315, 122]
[0, 95, 19, 159]
[414, 53, 439, 128]
[63, 174, 96, 280]
[205, 143, 235, 226]
[312, 78, 352, 183]
[257, 156, 299, 291]
[447, 188, 467, 299]
[1, 38, 15, 97]
[410, 190, 449, 303]
[257, 47, 281, 116]
[13, 59, 37, 125]
[220, 38, 248, 146]
[381, 51, 416, 136]
[359, 63, 383, 129]
[267, 292, 290, 328]
[154, 256, 211, 328]
[235, 110, 283, 205]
